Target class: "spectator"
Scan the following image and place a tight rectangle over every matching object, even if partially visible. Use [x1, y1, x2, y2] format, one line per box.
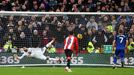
[0, 0, 12, 11]
[40, 30, 50, 47]
[0, 25, 5, 46]
[86, 29, 93, 42]
[129, 0, 134, 11]
[86, 16, 98, 30]
[4, 28, 16, 43]
[16, 32, 29, 48]
[101, 15, 111, 28]
[92, 30, 107, 53]
[54, 25, 65, 48]
[111, 16, 117, 30]
[78, 15, 87, 25]
[91, 27, 97, 37]
[104, 26, 114, 45]
[31, 29, 41, 47]
[44, 25, 53, 38]
[3, 40, 12, 52]
[76, 25, 87, 50]
[3, 28, 17, 52]
[65, 23, 75, 36]
[39, 3, 46, 11]
[128, 28, 134, 39]
[23, 24, 32, 39]
[131, 24, 134, 30]
[128, 38, 134, 53]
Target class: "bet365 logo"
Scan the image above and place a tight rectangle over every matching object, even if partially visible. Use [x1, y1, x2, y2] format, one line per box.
[110, 57, 134, 65]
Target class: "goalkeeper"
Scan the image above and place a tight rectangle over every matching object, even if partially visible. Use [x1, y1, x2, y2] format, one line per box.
[14, 39, 60, 62]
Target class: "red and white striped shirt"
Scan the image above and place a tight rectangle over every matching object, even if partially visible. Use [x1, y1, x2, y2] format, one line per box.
[64, 35, 79, 53]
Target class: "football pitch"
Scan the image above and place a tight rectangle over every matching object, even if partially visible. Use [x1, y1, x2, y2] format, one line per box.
[0, 67, 133, 75]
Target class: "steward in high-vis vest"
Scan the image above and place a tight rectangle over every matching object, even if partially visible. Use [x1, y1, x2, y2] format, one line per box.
[87, 41, 100, 53]
[3, 40, 12, 52]
[128, 42, 134, 52]
[87, 41, 94, 53]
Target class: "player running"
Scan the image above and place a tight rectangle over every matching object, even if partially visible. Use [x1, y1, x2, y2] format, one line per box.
[64, 31, 79, 72]
[112, 29, 128, 69]
[14, 39, 60, 63]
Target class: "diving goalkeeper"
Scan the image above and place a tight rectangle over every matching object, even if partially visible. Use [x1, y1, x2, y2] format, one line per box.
[14, 39, 60, 62]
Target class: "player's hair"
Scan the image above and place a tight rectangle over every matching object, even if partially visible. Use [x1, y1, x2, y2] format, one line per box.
[69, 31, 74, 35]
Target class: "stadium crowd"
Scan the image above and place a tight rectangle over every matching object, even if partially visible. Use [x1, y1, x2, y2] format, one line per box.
[0, 14, 134, 53]
[0, 0, 134, 12]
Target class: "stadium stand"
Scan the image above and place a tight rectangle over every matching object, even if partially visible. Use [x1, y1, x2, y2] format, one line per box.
[0, 0, 134, 12]
[0, 14, 134, 53]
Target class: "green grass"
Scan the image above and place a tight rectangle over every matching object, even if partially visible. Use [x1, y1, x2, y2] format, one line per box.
[0, 67, 133, 75]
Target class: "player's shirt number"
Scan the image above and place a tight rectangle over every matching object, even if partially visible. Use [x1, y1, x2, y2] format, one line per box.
[119, 37, 124, 43]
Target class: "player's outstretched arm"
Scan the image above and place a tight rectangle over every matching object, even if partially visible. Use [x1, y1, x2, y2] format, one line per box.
[46, 38, 55, 48]
[14, 53, 27, 60]
[14, 54, 19, 60]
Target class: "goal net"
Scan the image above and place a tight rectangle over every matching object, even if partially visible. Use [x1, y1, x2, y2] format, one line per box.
[0, 11, 134, 67]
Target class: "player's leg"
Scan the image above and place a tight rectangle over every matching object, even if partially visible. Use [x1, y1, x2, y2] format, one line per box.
[48, 57, 59, 61]
[13, 54, 19, 60]
[42, 47, 47, 54]
[13, 53, 27, 60]
[120, 49, 125, 67]
[65, 49, 69, 71]
[113, 50, 120, 69]
[65, 49, 72, 72]
[113, 50, 120, 64]
[35, 53, 60, 63]
[47, 56, 61, 64]
[35, 54, 47, 60]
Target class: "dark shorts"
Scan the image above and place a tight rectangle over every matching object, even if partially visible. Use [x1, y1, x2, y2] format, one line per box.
[65, 49, 73, 57]
[115, 49, 125, 58]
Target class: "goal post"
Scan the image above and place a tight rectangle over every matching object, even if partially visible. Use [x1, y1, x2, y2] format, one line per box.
[0, 11, 134, 67]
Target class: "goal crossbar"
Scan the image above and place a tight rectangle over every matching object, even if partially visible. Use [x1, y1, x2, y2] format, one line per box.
[0, 11, 134, 15]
